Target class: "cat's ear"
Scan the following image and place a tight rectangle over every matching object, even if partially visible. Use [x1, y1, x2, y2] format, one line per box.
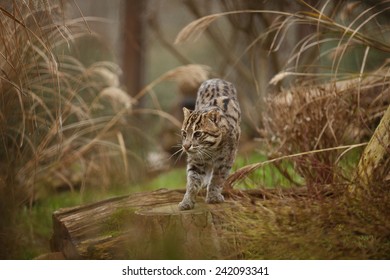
[182, 107, 192, 119]
[207, 110, 221, 124]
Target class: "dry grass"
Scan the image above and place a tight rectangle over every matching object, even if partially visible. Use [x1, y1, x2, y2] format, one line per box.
[263, 73, 389, 186]
[0, 1, 144, 258]
[216, 182, 390, 259]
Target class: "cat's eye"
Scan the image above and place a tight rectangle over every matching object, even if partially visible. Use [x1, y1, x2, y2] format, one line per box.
[193, 131, 202, 138]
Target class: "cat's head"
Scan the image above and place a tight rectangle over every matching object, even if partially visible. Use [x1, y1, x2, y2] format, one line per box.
[181, 107, 223, 154]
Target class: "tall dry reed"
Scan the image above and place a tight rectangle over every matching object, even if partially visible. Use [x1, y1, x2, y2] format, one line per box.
[0, 1, 143, 258]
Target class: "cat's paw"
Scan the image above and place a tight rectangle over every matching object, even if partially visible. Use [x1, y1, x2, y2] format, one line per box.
[206, 193, 224, 204]
[178, 200, 195, 211]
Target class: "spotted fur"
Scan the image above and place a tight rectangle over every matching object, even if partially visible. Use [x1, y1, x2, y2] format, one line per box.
[178, 79, 241, 210]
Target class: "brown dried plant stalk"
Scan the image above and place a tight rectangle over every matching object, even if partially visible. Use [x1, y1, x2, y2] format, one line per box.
[0, 1, 140, 206]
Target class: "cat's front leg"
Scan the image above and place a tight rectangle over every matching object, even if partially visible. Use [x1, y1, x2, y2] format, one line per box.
[178, 164, 205, 210]
[206, 162, 232, 204]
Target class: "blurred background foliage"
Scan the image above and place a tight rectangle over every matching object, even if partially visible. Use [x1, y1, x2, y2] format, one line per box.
[0, 0, 389, 259]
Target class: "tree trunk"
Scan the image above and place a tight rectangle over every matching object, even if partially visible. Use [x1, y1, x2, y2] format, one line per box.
[121, 0, 145, 97]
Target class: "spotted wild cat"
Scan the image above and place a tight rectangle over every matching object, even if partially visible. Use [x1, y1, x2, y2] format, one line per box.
[178, 79, 241, 210]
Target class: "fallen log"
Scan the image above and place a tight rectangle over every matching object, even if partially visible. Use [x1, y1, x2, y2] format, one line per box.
[51, 189, 240, 259]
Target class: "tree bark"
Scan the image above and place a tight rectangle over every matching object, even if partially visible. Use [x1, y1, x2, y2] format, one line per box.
[355, 105, 390, 189]
[121, 0, 145, 97]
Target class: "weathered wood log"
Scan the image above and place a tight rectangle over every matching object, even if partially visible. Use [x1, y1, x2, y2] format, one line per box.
[355, 104, 390, 189]
[50, 189, 239, 259]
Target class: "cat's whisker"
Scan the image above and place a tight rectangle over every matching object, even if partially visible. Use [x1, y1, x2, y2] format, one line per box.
[202, 150, 213, 160]
[170, 141, 189, 166]
[171, 143, 182, 149]
[198, 151, 206, 164]
[169, 147, 183, 159]
[198, 149, 212, 163]
[173, 150, 185, 166]
[196, 149, 208, 165]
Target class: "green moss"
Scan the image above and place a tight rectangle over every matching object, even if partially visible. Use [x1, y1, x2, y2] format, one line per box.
[104, 208, 137, 237]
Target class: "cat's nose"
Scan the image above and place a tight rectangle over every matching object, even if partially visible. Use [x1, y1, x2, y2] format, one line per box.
[182, 142, 191, 151]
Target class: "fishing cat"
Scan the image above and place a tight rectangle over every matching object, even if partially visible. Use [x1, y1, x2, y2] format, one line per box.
[178, 79, 241, 210]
